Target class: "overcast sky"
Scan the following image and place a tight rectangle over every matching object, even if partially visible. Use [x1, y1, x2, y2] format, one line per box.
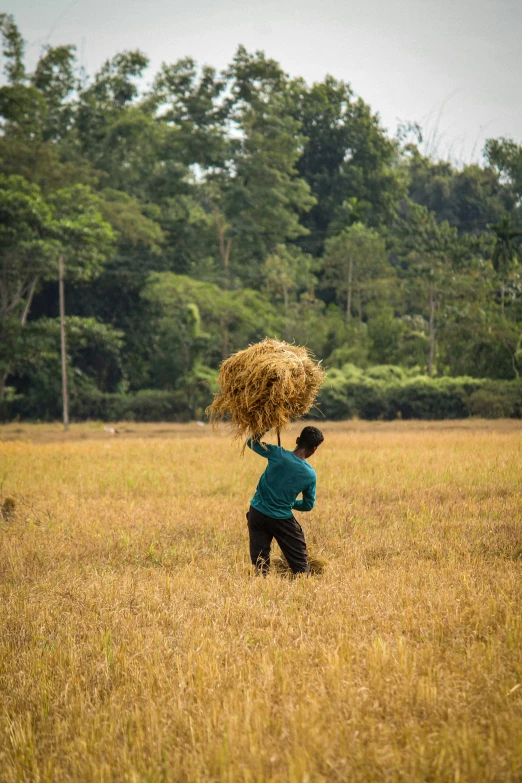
[5, 0, 522, 164]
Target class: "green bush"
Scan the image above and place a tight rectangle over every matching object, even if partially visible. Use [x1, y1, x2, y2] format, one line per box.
[365, 365, 407, 382]
[468, 383, 522, 418]
[315, 369, 357, 419]
[313, 368, 522, 421]
[1, 389, 194, 423]
[317, 374, 390, 420]
[387, 377, 481, 420]
[3, 366, 522, 423]
[120, 390, 192, 422]
[70, 389, 193, 422]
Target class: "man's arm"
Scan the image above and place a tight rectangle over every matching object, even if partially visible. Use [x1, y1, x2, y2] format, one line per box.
[293, 480, 316, 512]
[246, 435, 277, 458]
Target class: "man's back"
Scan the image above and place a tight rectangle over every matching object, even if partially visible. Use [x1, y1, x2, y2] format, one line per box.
[248, 440, 316, 519]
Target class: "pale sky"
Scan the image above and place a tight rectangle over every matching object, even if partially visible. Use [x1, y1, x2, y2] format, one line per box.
[5, 0, 522, 164]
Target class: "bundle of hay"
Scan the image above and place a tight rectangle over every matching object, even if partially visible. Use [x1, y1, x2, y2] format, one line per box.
[271, 552, 328, 577]
[206, 338, 325, 442]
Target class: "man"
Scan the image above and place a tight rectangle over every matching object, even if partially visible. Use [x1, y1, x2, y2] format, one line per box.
[246, 425, 324, 576]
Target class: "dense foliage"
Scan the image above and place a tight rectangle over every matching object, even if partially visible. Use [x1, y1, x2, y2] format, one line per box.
[1, 15, 521, 420]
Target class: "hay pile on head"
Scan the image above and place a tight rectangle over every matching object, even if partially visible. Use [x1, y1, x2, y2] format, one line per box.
[206, 338, 324, 442]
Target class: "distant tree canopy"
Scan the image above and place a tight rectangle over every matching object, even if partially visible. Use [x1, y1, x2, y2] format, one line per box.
[1, 14, 521, 420]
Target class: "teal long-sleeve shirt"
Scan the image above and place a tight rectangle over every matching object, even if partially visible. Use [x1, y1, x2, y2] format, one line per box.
[247, 437, 317, 519]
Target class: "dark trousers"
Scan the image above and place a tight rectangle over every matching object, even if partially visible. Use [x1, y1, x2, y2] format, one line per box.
[247, 505, 309, 575]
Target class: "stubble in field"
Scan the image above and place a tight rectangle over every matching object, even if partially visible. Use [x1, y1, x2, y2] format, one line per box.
[0, 420, 521, 782]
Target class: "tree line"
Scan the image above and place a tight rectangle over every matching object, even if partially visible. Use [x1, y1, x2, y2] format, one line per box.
[1, 14, 521, 421]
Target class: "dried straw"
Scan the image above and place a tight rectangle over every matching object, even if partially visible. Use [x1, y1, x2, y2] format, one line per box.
[271, 552, 328, 577]
[206, 338, 325, 442]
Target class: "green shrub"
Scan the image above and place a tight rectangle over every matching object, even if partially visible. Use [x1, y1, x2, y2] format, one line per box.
[312, 367, 522, 421]
[70, 390, 193, 422]
[316, 369, 357, 419]
[468, 383, 522, 418]
[1, 389, 194, 423]
[119, 390, 192, 422]
[388, 377, 481, 420]
[318, 374, 391, 420]
[3, 366, 522, 423]
[365, 365, 407, 382]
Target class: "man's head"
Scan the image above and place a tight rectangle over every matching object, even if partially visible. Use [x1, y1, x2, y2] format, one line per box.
[296, 425, 324, 458]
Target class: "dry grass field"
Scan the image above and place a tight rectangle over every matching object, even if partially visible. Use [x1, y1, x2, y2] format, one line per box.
[1, 420, 521, 782]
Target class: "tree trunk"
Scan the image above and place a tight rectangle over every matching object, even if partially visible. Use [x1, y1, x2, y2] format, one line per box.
[59, 256, 69, 431]
[215, 210, 231, 280]
[509, 346, 519, 379]
[0, 268, 39, 406]
[428, 284, 435, 377]
[283, 281, 290, 341]
[224, 239, 231, 277]
[0, 268, 7, 323]
[215, 210, 232, 359]
[222, 240, 231, 358]
[501, 282, 505, 316]
[222, 322, 229, 360]
[357, 285, 362, 331]
[1, 267, 10, 404]
[21, 276, 38, 326]
[346, 257, 353, 322]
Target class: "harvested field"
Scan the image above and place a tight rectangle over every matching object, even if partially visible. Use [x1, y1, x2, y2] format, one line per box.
[1, 420, 521, 782]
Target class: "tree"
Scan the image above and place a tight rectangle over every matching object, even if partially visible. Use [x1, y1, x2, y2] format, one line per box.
[322, 223, 389, 324]
[489, 215, 522, 315]
[142, 272, 280, 378]
[393, 204, 462, 376]
[0, 175, 53, 319]
[211, 93, 315, 288]
[97, 189, 164, 252]
[31, 44, 77, 142]
[148, 57, 228, 170]
[263, 244, 315, 339]
[289, 76, 405, 248]
[75, 50, 151, 188]
[60, 188, 165, 391]
[192, 47, 316, 290]
[403, 147, 513, 235]
[0, 175, 56, 399]
[8, 316, 124, 419]
[0, 13, 24, 85]
[0, 14, 46, 141]
[485, 138, 522, 206]
[50, 185, 115, 279]
[0, 175, 115, 400]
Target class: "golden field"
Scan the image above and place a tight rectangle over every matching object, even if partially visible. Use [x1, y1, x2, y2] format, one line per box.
[1, 420, 521, 782]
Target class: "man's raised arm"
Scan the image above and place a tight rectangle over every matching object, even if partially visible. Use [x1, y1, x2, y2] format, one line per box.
[246, 433, 275, 458]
